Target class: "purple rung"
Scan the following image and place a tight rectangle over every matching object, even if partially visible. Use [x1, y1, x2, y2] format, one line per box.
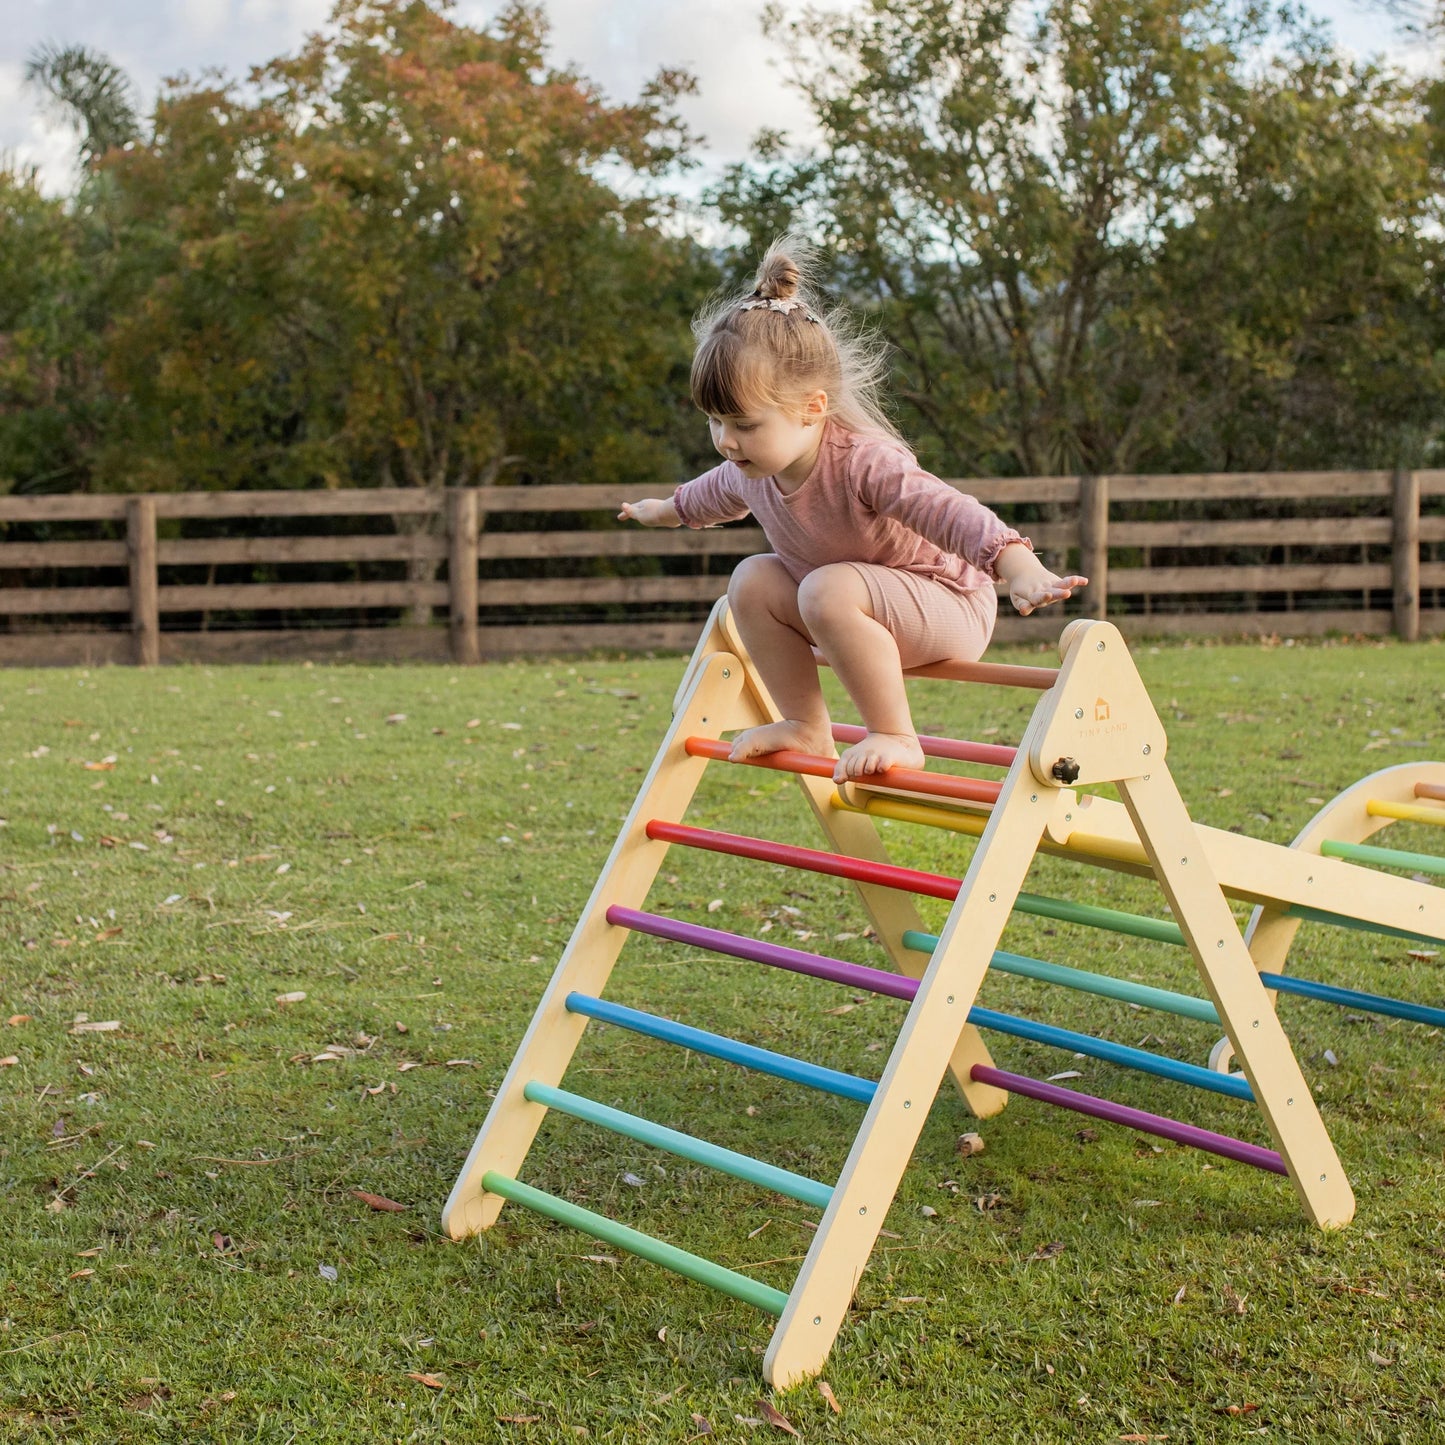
[970, 1064, 1287, 1175]
[604, 905, 916, 1001]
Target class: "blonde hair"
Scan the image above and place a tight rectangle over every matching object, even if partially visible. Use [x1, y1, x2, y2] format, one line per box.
[690, 236, 902, 441]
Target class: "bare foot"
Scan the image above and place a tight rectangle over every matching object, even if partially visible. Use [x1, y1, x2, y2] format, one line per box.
[728, 719, 836, 763]
[834, 731, 925, 782]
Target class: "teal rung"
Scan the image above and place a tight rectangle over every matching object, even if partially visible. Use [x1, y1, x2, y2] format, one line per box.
[481, 1170, 790, 1317]
[901, 930, 1220, 1024]
[1320, 837, 1445, 878]
[524, 1081, 834, 1210]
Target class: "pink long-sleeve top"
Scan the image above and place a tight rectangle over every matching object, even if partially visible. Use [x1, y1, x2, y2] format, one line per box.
[671, 424, 1029, 597]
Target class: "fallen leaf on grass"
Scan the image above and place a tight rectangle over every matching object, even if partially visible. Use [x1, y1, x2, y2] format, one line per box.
[755, 1399, 800, 1436]
[498, 1414, 541, 1424]
[0, 1056, 18, 1068]
[275, 992, 307, 1005]
[818, 1380, 842, 1414]
[69, 1020, 120, 1034]
[1221, 1285, 1247, 1315]
[407, 1372, 445, 1389]
[1118, 1435, 1170, 1442]
[1219, 1403, 1260, 1416]
[67, 1268, 94, 1279]
[1028, 1240, 1066, 1261]
[1368, 1349, 1394, 1366]
[8, 1014, 32, 1026]
[955, 1131, 985, 1157]
[690, 1414, 714, 1435]
[353, 1190, 408, 1213]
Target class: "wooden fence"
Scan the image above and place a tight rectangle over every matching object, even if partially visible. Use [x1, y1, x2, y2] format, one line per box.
[0, 469, 1442, 665]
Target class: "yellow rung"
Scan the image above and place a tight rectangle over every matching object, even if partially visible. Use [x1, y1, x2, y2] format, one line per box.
[830, 791, 1151, 868]
[1366, 799, 1445, 828]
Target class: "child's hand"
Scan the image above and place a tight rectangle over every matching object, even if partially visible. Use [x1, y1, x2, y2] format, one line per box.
[618, 498, 681, 528]
[996, 543, 1087, 617]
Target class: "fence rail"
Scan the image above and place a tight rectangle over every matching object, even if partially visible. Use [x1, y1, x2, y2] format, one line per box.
[1, 469, 1442, 664]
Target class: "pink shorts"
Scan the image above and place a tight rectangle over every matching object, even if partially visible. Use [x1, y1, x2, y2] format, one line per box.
[845, 563, 997, 669]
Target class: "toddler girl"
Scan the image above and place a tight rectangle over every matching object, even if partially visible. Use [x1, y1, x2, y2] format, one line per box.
[620, 238, 1085, 782]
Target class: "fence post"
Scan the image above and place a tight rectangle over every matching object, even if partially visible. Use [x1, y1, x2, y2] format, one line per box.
[448, 488, 481, 664]
[1078, 474, 1109, 620]
[1392, 468, 1420, 642]
[126, 495, 159, 666]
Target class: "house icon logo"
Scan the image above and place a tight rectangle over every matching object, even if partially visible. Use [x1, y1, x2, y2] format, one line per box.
[1094, 697, 1110, 722]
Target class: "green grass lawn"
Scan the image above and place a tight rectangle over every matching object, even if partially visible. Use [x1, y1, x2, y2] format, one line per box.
[2, 632, 1444, 1443]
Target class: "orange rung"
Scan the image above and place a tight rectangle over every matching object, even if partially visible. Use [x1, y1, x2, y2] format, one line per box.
[683, 736, 1003, 805]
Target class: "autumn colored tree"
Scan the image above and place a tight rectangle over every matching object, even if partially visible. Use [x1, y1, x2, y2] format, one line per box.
[714, 0, 1445, 476]
[91, 0, 707, 504]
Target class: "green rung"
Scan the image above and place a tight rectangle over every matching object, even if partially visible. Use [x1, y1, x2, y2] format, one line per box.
[481, 1170, 790, 1316]
[524, 1081, 834, 1210]
[1320, 837, 1445, 878]
[1015, 890, 1186, 946]
[901, 930, 1220, 1024]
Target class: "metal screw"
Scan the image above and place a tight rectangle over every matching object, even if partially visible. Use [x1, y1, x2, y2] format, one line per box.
[813, 1315, 822, 1325]
[1074, 707, 1084, 719]
[904, 1100, 911, 1109]
[1096, 641, 1105, 652]
[1142, 744, 1151, 756]
[1217, 940, 1225, 948]
[1287, 1098, 1294, 1106]
[1180, 857, 1189, 867]
[988, 893, 997, 903]
[1030, 793, 1038, 803]
[947, 995, 954, 1004]
[722, 668, 731, 678]
[1253, 1020, 1260, 1029]
[858, 1206, 867, 1216]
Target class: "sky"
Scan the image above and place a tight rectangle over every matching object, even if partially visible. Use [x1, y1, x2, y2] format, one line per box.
[0, 0, 1435, 198]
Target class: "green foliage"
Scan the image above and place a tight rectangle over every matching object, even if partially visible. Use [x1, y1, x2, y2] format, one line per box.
[4, 1, 718, 498]
[716, 0, 1445, 476]
[0, 168, 113, 496]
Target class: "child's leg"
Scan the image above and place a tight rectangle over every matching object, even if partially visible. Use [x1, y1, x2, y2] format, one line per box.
[796, 564, 925, 780]
[725, 555, 837, 762]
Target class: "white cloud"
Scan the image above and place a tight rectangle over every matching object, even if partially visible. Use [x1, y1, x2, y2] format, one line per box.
[0, 0, 1432, 196]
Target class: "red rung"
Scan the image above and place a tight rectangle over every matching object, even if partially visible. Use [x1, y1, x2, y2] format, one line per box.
[645, 819, 961, 901]
[1415, 781, 1445, 804]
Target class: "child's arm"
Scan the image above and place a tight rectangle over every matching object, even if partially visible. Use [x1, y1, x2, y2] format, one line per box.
[618, 498, 682, 527]
[995, 541, 1088, 616]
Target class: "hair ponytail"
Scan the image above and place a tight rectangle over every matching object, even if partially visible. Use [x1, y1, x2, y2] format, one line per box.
[689, 235, 902, 442]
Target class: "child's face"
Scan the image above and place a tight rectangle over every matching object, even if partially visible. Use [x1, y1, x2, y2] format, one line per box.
[707, 403, 822, 485]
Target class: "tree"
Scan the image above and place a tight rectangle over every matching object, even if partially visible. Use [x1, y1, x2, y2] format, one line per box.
[24, 42, 141, 170]
[0, 166, 113, 496]
[714, 0, 1445, 476]
[93, 0, 708, 502]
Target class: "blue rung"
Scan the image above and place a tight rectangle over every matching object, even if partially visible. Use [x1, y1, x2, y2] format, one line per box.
[1260, 971, 1445, 1029]
[565, 993, 877, 1104]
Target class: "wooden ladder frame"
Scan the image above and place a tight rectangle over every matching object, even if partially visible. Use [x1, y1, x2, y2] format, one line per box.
[444, 602, 1354, 1389]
